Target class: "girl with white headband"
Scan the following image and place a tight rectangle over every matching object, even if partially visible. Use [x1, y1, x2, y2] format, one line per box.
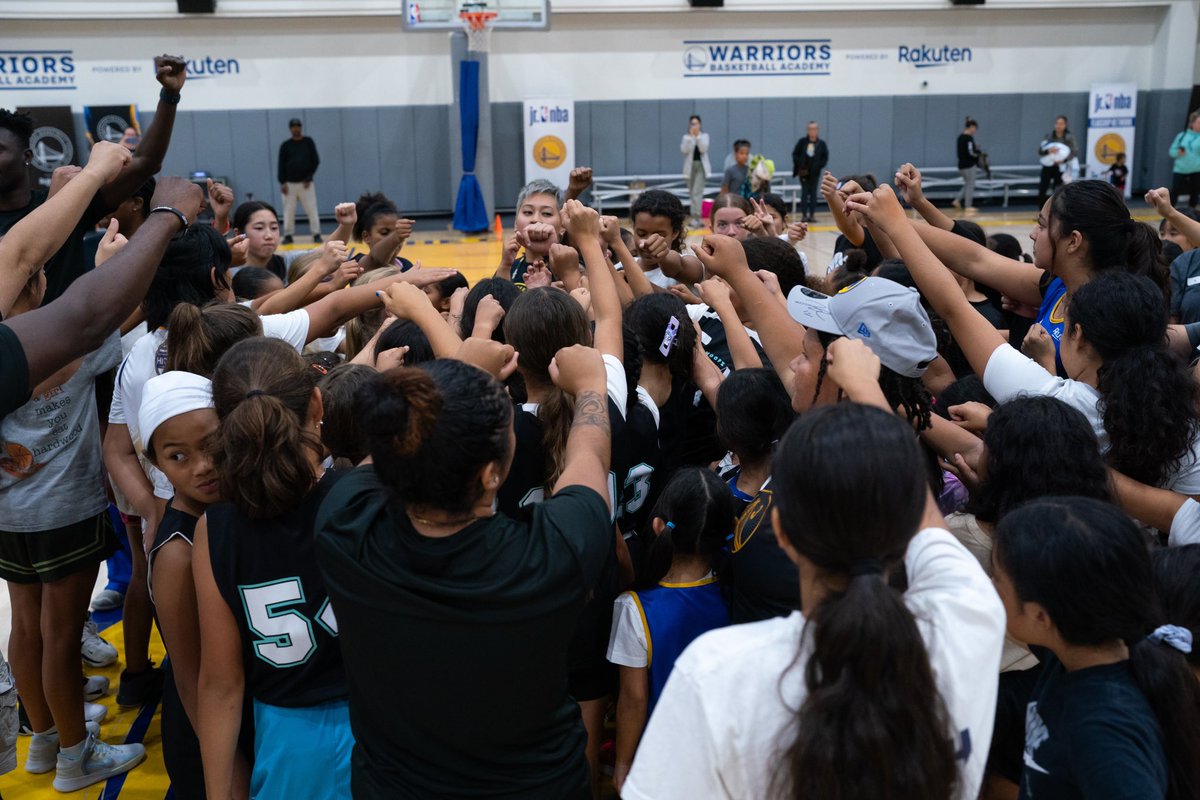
[138, 370, 230, 798]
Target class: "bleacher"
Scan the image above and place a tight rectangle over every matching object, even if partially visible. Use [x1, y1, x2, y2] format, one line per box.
[590, 166, 1045, 216]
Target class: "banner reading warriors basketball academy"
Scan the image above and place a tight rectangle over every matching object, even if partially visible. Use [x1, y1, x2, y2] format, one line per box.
[15, 106, 78, 190]
[524, 98, 574, 189]
[1085, 82, 1136, 197]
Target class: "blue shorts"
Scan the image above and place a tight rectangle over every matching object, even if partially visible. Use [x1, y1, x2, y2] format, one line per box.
[251, 698, 354, 800]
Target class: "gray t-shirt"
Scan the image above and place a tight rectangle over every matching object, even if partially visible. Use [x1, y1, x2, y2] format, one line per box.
[1170, 249, 1200, 324]
[0, 333, 121, 532]
[723, 163, 749, 193]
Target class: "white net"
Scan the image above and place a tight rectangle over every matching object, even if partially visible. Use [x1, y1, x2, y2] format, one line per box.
[461, 13, 496, 52]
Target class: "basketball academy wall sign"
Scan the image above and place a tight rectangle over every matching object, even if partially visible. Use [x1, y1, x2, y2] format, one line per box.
[0, 51, 76, 90]
[682, 40, 832, 78]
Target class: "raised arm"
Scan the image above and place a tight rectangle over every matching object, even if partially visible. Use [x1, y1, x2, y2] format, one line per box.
[1147, 187, 1200, 249]
[911, 220, 1045, 307]
[0, 142, 131, 316]
[565, 167, 593, 202]
[895, 163, 953, 232]
[6, 178, 201, 394]
[693, 235, 807, 390]
[301, 266, 456, 341]
[550, 344, 612, 509]
[820, 171, 864, 246]
[377, 280, 464, 358]
[99, 56, 184, 207]
[846, 185, 1007, 377]
[602, 217, 655, 300]
[696, 279, 762, 370]
[253, 240, 348, 316]
[563, 199, 623, 360]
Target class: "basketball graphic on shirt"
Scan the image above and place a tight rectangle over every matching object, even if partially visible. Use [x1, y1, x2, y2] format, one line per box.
[532, 135, 567, 169]
[0, 442, 41, 479]
[1093, 133, 1125, 165]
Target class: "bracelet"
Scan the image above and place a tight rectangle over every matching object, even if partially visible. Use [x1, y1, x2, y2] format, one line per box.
[159, 87, 181, 105]
[150, 205, 189, 229]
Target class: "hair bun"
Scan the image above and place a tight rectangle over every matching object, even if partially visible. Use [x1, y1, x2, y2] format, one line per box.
[357, 368, 443, 458]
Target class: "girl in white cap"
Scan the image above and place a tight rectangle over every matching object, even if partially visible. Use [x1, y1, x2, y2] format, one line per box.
[139, 370, 232, 798]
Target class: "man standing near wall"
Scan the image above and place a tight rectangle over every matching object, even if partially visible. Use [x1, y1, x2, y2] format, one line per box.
[791, 122, 828, 223]
[278, 118, 322, 244]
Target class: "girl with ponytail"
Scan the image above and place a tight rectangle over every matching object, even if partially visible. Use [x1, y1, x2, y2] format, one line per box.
[849, 185, 1200, 494]
[316, 345, 618, 798]
[164, 302, 262, 377]
[624, 402, 1006, 800]
[993, 498, 1200, 799]
[906, 174, 1162, 374]
[606, 467, 733, 793]
[192, 337, 352, 799]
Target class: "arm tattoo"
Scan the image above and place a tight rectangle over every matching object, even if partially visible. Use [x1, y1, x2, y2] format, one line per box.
[572, 390, 610, 436]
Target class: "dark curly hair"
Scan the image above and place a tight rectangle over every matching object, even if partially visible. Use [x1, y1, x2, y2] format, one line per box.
[811, 331, 934, 433]
[353, 191, 399, 242]
[0, 109, 34, 148]
[630, 189, 687, 252]
[966, 396, 1112, 524]
[1068, 270, 1200, 486]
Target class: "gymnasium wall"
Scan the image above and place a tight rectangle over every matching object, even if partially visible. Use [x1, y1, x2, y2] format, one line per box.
[2, 3, 1195, 213]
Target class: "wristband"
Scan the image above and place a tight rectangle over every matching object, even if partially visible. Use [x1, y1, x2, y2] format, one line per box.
[159, 87, 181, 105]
[150, 205, 189, 229]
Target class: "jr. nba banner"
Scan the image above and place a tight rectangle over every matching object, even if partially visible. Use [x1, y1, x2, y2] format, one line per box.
[83, 104, 140, 145]
[1085, 83, 1136, 197]
[15, 105, 78, 190]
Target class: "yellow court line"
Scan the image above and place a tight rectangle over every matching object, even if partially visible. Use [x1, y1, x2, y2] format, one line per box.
[0, 625, 170, 800]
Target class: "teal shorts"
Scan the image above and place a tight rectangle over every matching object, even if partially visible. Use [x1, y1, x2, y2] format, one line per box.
[251, 697, 354, 800]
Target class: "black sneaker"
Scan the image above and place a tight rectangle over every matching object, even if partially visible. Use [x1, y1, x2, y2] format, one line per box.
[312, 233, 323, 243]
[282, 235, 294, 245]
[116, 665, 164, 709]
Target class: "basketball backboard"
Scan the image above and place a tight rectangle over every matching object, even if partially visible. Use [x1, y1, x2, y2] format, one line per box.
[402, 0, 550, 30]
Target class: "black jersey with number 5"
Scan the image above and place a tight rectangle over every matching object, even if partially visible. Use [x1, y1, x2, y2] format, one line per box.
[205, 471, 348, 708]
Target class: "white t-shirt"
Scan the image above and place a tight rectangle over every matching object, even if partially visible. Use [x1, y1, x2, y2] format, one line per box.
[607, 572, 718, 669]
[108, 309, 312, 500]
[983, 343, 1200, 492]
[622, 528, 1006, 800]
[1170, 498, 1200, 546]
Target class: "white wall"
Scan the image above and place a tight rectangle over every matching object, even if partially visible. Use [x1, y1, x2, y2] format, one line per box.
[0, 4, 1189, 110]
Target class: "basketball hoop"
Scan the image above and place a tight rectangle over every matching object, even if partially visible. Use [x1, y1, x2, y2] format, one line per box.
[460, 9, 498, 53]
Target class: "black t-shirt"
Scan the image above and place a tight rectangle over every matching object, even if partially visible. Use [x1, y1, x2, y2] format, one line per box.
[657, 378, 722, 472]
[315, 467, 612, 800]
[971, 298, 1006, 329]
[205, 472, 347, 709]
[0, 190, 111, 304]
[150, 503, 199, 562]
[832, 230, 884, 272]
[617, 396, 663, 537]
[0, 322, 30, 419]
[693, 306, 769, 377]
[721, 478, 800, 623]
[958, 133, 979, 169]
[1020, 648, 1167, 799]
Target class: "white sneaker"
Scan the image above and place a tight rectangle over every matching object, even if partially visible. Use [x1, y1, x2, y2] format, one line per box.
[25, 721, 100, 774]
[90, 588, 125, 612]
[53, 732, 146, 792]
[84, 675, 109, 701]
[81, 619, 118, 668]
[84, 702, 107, 726]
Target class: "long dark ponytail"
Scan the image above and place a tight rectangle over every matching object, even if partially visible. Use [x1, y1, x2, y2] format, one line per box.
[771, 403, 957, 800]
[622, 293, 695, 415]
[996, 498, 1200, 800]
[1067, 270, 1200, 486]
[1048, 180, 1165, 293]
[209, 338, 322, 519]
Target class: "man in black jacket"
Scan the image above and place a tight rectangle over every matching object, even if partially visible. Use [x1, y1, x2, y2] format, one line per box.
[791, 121, 828, 223]
[278, 118, 322, 244]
